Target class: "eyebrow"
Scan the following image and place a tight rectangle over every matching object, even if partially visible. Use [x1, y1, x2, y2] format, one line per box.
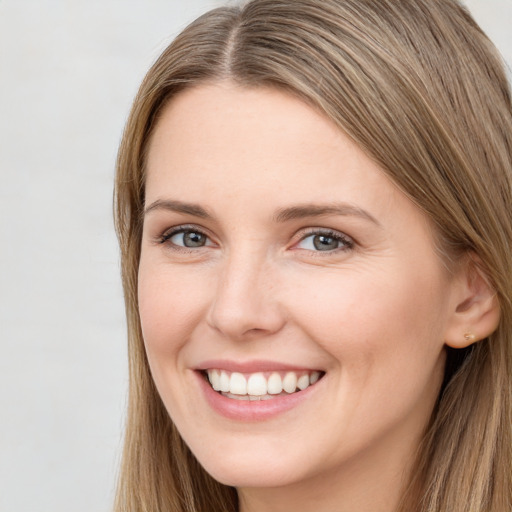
[143, 198, 380, 226]
[273, 202, 381, 226]
[143, 199, 213, 219]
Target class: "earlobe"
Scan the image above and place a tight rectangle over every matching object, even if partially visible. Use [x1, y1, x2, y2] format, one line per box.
[444, 256, 501, 349]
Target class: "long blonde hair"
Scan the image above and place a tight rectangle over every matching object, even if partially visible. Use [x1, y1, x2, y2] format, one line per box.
[114, 1, 512, 510]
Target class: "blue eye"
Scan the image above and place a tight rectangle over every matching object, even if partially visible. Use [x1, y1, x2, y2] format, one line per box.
[162, 228, 212, 248]
[296, 231, 352, 252]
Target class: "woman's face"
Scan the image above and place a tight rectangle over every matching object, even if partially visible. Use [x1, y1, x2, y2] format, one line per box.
[139, 83, 459, 495]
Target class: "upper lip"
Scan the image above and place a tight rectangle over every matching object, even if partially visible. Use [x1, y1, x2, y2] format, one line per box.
[195, 359, 324, 373]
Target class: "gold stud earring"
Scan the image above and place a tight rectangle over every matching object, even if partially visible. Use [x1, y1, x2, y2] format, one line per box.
[464, 332, 476, 342]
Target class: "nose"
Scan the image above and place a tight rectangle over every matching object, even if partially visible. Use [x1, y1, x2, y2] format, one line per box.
[206, 249, 286, 340]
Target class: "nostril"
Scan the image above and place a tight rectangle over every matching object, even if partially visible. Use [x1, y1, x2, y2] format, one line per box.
[205, 265, 286, 339]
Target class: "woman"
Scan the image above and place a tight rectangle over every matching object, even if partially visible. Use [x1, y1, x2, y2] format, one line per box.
[113, 0, 512, 510]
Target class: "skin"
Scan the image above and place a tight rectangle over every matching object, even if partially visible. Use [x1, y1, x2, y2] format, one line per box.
[138, 82, 472, 512]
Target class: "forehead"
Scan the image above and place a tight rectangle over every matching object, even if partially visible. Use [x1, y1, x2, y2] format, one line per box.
[146, 82, 394, 206]
[147, 83, 346, 169]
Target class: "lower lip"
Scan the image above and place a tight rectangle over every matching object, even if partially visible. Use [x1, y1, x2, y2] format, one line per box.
[195, 371, 322, 422]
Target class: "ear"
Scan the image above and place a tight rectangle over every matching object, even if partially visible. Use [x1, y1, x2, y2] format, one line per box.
[444, 255, 500, 349]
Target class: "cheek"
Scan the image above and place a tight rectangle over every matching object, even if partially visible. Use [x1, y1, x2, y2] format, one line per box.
[137, 261, 210, 357]
[283, 265, 448, 442]
[137, 262, 214, 422]
[284, 263, 448, 374]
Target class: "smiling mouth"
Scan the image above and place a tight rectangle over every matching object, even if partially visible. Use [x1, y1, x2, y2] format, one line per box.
[203, 369, 325, 401]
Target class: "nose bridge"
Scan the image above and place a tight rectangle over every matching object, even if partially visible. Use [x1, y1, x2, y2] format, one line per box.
[207, 243, 284, 339]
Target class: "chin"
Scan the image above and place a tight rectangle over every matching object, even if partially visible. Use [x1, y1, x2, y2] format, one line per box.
[189, 441, 311, 489]
[203, 460, 305, 489]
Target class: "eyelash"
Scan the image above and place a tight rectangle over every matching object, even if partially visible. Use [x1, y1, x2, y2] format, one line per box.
[157, 225, 213, 251]
[156, 225, 355, 255]
[294, 228, 354, 255]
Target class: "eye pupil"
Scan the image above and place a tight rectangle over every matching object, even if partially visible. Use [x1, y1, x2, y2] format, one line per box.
[184, 231, 206, 247]
[313, 235, 339, 251]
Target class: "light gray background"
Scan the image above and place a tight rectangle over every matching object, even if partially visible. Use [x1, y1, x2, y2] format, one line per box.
[0, 1, 510, 511]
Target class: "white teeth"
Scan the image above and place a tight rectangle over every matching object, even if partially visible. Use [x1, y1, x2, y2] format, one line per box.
[247, 373, 267, 396]
[206, 369, 323, 398]
[230, 372, 247, 395]
[310, 371, 320, 384]
[219, 371, 230, 392]
[297, 374, 310, 391]
[267, 372, 283, 395]
[210, 369, 221, 391]
[282, 372, 298, 393]
[224, 393, 251, 401]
